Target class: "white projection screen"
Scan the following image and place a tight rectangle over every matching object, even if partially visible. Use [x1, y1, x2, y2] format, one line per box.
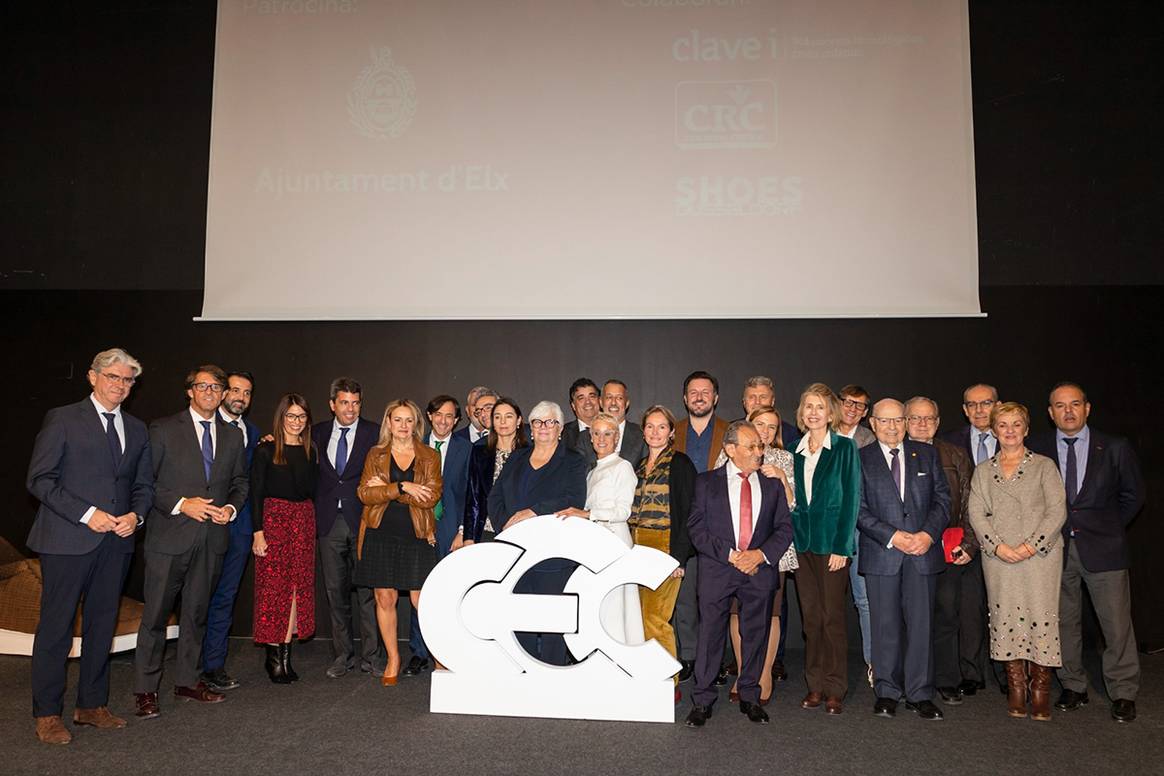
[203, 0, 980, 320]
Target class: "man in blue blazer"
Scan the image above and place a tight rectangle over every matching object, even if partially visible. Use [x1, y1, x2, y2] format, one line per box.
[858, 398, 950, 721]
[200, 371, 260, 692]
[405, 394, 473, 675]
[26, 348, 154, 744]
[313, 377, 382, 678]
[685, 421, 793, 727]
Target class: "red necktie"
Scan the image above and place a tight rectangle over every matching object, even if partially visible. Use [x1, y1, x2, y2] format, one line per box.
[738, 472, 753, 551]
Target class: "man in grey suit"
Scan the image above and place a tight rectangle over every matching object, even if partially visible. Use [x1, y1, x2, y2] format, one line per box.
[132, 365, 248, 719]
[26, 348, 154, 744]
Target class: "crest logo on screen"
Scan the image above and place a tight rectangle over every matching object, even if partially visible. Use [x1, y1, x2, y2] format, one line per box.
[348, 47, 416, 139]
[675, 80, 776, 149]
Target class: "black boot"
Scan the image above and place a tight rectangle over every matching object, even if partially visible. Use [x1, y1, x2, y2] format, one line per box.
[266, 644, 290, 684]
[280, 642, 299, 683]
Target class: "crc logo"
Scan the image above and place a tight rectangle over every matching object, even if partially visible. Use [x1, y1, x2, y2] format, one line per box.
[348, 47, 416, 140]
[675, 80, 776, 150]
[419, 516, 680, 723]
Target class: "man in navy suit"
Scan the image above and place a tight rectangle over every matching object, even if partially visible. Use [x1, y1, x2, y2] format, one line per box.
[685, 421, 793, 727]
[858, 398, 950, 721]
[404, 394, 473, 675]
[942, 383, 999, 466]
[1029, 382, 1146, 722]
[200, 371, 260, 692]
[452, 386, 497, 445]
[313, 377, 382, 678]
[26, 348, 154, 744]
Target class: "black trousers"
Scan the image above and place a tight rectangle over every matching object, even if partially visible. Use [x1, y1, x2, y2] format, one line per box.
[933, 555, 988, 687]
[319, 516, 379, 666]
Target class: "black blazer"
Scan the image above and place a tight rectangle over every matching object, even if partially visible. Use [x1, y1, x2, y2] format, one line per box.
[463, 442, 497, 541]
[649, 450, 696, 563]
[487, 443, 587, 533]
[312, 417, 381, 536]
[26, 398, 154, 556]
[145, 409, 248, 556]
[1028, 429, 1145, 571]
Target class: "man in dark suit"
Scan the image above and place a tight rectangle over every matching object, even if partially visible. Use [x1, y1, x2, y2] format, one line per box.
[739, 375, 801, 449]
[132, 364, 248, 719]
[941, 383, 999, 466]
[313, 377, 382, 679]
[1029, 382, 1146, 723]
[857, 398, 950, 721]
[684, 421, 793, 727]
[200, 370, 260, 692]
[453, 386, 497, 445]
[561, 377, 601, 461]
[404, 394, 473, 676]
[597, 379, 645, 466]
[26, 348, 154, 744]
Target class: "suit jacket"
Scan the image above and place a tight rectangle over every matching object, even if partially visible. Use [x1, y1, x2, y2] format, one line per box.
[856, 440, 950, 576]
[791, 431, 862, 556]
[312, 417, 381, 536]
[850, 424, 876, 449]
[145, 409, 248, 556]
[565, 419, 647, 469]
[673, 416, 730, 472]
[1028, 429, 1145, 571]
[453, 424, 487, 445]
[356, 441, 442, 556]
[26, 397, 154, 556]
[687, 464, 793, 593]
[487, 444, 587, 532]
[941, 425, 997, 466]
[224, 415, 260, 535]
[426, 431, 472, 553]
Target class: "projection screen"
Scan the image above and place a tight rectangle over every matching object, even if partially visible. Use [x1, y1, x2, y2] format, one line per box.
[202, 0, 980, 320]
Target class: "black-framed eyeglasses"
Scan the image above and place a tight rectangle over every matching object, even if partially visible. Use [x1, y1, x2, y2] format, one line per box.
[192, 382, 225, 394]
[530, 418, 561, 428]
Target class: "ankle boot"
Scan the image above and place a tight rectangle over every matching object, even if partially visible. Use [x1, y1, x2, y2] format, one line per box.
[1005, 660, 1028, 718]
[280, 642, 299, 683]
[265, 644, 290, 684]
[1029, 663, 1052, 721]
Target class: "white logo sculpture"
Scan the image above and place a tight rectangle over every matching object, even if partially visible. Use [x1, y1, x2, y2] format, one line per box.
[419, 515, 681, 723]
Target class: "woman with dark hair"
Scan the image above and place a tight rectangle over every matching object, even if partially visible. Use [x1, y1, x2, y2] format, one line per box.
[456, 397, 528, 547]
[250, 393, 318, 683]
[355, 399, 442, 686]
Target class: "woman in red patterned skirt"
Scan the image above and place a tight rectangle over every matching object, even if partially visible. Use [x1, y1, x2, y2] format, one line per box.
[251, 393, 318, 683]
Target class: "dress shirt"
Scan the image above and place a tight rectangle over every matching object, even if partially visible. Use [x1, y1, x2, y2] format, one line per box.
[615, 419, 626, 454]
[972, 428, 997, 462]
[686, 417, 715, 473]
[327, 418, 359, 507]
[430, 433, 451, 472]
[1055, 424, 1090, 496]
[724, 460, 767, 563]
[218, 406, 248, 447]
[878, 441, 906, 501]
[469, 424, 486, 444]
[795, 431, 832, 506]
[81, 394, 126, 524]
[173, 407, 235, 521]
[839, 426, 856, 440]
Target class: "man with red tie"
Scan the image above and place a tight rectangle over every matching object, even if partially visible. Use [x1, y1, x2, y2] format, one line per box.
[685, 421, 793, 727]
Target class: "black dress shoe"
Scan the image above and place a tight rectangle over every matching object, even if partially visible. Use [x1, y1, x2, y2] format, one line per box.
[714, 664, 730, 687]
[1055, 689, 1089, 711]
[684, 704, 712, 727]
[873, 697, 897, 718]
[739, 701, 769, 724]
[678, 660, 695, 683]
[1111, 699, 1136, 723]
[905, 700, 944, 720]
[771, 659, 787, 682]
[957, 679, 985, 696]
[403, 656, 430, 677]
[201, 668, 240, 692]
[937, 686, 963, 706]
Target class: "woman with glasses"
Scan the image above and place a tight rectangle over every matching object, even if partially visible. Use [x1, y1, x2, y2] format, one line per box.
[250, 393, 318, 683]
[488, 400, 587, 665]
[456, 397, 529, 548]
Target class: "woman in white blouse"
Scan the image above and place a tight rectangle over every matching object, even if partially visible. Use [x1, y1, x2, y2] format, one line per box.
[558, 413, 645, 644]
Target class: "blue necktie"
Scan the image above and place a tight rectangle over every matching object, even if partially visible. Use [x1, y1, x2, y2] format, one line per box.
[200, 420, 214, 481]
[890, 447, 902, 497]
[103, 412, 123, 469]
[1064, 437, 1079, 504]
[335, 426, 350, 476]
[976, 432, 989, 465]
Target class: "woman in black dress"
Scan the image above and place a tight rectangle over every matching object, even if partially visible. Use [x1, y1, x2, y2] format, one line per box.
[250, 393, 318, 683]
[354, 399, 442, 686]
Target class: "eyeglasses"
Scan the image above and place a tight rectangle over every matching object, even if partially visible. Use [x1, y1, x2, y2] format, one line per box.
[100, 372, 136, 386]
[871, 417, 905, 425]
[964, 400, 995, 410]
[284, 413, 308, 422]
[733, 443, 764, 451]
[192, 382, 225, 394]
[474, 404, 496, 417]
[530, 418, 560, 428]
[841, 398, 868, 411]
[907, 415, 938, 424]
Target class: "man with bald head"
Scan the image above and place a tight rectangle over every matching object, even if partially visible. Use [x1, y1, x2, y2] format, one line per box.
[857, 399, 950, 721]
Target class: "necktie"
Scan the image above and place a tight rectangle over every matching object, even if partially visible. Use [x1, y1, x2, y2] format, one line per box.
[1064, 437, 1078, 504]
[102, 412, 123, 469]
[200, 420, 214, 481]
[890, 447, 902, 497]
[228, 418, 242, 447]
[336, 426, 350, 476]
[976, 432, 989, 465]
[737, 472, 753, 551]
[433, 440, 445, 521]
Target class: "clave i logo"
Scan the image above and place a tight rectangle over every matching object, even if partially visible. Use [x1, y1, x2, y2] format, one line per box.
[348, 47, 416, 139]
[675, 80, 776, 150]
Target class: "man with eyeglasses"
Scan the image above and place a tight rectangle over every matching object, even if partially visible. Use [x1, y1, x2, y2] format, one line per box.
[26, 348, 155, 744]
[857, 399, 950, 721]
[943, 384, 999, 466]
[454, 386, 498, 445]
[132, 364, 248, 719]
[905, 396, 986, 705]
[836, 384, 876, 687]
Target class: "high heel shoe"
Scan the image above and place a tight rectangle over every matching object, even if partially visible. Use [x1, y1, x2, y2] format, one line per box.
[266, 644, 290, 684]
[381, 656, 400, 687]
[280, 642, 299, 683]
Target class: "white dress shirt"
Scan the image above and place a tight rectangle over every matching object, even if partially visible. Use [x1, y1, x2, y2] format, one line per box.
[725, 460, 764, 560]
[81, 394, 126, 524]
[218, 406, 248, 448]
[878, 441, 906, 501]
[430, 433, 451, 473]
[174, 407, 235, 521]
[795, 432, 833, 506]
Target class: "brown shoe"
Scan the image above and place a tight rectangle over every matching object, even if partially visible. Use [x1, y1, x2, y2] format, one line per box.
[1005, 660, 1029, 718]
[1029, 663, 1052, 721]
[800, 691, 822, 709]
[174, 682, 226, 704]
[73, 706, 127, 729]
[134, 692, 161, 719]
[825, 696, 844, 715]
[34, 716, 72, 745]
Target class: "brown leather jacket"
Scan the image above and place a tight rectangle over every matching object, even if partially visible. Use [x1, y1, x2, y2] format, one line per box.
[934, 437, 978, 555]
[356, 440, 442, 558]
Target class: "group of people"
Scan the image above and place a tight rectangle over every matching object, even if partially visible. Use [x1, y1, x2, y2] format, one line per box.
[25, 349, 1146, 744]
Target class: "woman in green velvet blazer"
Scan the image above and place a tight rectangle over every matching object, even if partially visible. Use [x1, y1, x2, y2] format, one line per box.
[791, 383, 861, 714]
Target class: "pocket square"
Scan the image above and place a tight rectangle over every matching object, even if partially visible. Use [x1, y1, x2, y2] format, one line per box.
[917, 472, 928, 477]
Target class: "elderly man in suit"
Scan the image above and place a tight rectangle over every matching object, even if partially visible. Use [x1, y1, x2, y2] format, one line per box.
[685, 421, 793, 727]
[942, 383, 999, 466]
[313, 377, 382, 678]
[858, 398, 950, 721]
[453, 386, 497, 445]
[200, 370, 260, 692]
[132, 364, 248, 719]
[26, 348, 154, 744]
[1029, 382, 1146, 723]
